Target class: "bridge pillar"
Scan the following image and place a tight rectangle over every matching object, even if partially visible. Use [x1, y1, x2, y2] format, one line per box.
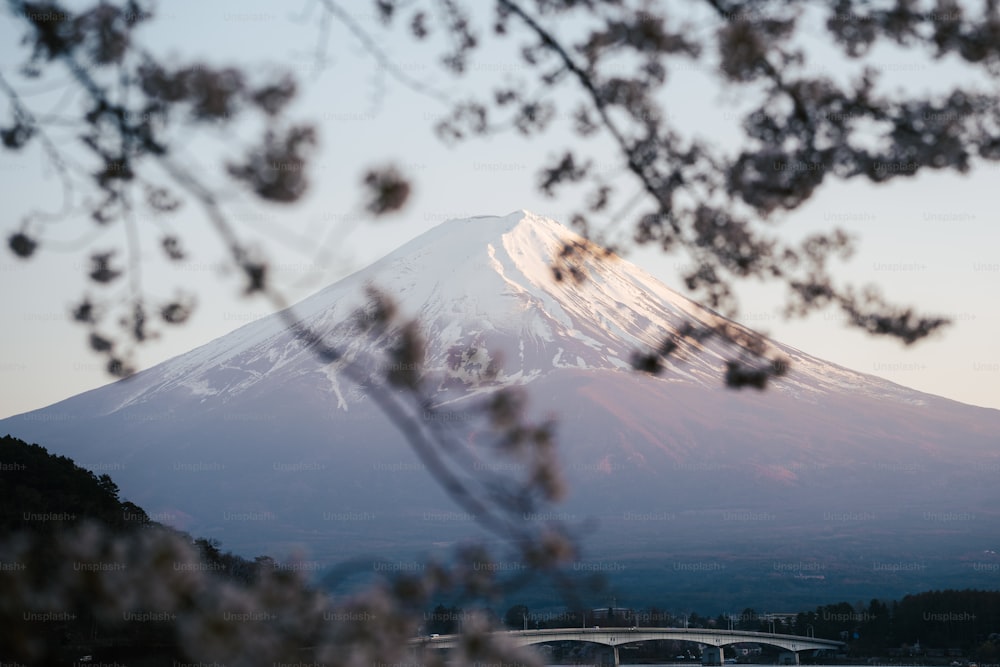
[597, 644, 620, 667]
[778, 651, 799, 665]
[702, 646, 724, 666]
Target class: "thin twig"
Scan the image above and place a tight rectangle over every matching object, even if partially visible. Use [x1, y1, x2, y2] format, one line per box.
[319, 0, 451, 102]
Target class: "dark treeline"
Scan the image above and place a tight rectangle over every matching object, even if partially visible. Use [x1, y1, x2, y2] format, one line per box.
[0, 434, 295, 663]
[0, 433, 150, 533]
[480, 594, 1000, 660]
[804, 595, 1000, 660]
[1, 434, 272, 579]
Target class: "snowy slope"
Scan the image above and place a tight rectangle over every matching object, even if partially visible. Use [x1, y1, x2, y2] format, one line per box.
[44, 210, 939, 419]
[2, 210, 998, 570]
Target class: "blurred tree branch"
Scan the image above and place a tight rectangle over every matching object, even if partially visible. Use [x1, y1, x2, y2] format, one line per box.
[3, 0, 999, 661]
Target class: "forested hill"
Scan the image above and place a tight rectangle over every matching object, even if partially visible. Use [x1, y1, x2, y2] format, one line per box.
[0, 433, 304, 664]
[0, 433, 269, 582]
[0, 433, 150, 534]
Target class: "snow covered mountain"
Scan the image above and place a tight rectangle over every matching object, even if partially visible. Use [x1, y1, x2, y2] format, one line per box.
[31, 210, 936, 415]
[3, 210, 999, 604]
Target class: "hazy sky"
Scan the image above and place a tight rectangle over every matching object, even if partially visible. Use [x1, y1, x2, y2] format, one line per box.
[0, 0, 997, 419]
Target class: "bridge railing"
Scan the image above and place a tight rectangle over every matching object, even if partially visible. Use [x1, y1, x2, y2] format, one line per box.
[411, 626, 844, 648]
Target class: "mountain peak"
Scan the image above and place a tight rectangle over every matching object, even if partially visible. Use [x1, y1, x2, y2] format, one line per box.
[424, 209, 572, 249]
[9, 208, 936, 418]
[3, 210, 999, 577]
[442, 209, 551, 227]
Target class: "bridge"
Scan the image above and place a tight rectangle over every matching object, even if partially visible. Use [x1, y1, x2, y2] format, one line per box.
[411, 627, 844, 666]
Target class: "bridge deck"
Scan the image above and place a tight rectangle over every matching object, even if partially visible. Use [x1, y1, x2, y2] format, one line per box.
[411, 626, 845, 652]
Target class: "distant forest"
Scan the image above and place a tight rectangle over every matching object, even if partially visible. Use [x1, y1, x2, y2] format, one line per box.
[467, 594, 1000, 661]
[0, 434, 288, 662]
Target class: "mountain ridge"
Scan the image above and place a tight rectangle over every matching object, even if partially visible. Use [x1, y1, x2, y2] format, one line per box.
[7, 210, 978, 421]
[2, 210, 998, 604]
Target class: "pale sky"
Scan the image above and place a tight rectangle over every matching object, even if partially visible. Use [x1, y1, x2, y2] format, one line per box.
[0, 0, 997, 419]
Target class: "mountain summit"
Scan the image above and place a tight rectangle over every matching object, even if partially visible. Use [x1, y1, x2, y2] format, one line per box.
[15, 210, 939, 414]
[3, 210, 998, 606]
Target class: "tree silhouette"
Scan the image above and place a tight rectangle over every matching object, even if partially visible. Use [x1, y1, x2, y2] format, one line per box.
[505, 603, 531, 629]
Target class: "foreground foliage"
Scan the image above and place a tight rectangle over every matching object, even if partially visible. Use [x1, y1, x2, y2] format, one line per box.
[0, 434, 547, 664]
